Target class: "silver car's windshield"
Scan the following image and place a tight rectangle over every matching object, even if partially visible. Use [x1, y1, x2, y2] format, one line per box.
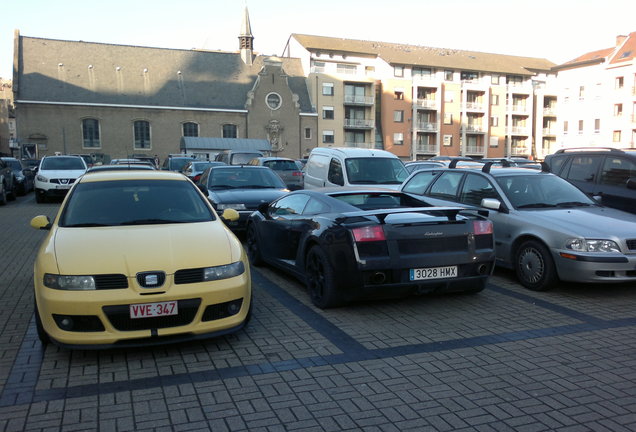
[60, 180, 215, 227]
[495, 174, 597, 209]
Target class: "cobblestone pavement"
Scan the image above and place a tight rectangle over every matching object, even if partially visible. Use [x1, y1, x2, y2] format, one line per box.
[1, 193, 635, 431]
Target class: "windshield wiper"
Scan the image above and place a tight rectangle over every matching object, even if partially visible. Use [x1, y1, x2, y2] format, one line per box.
[119, 219, 185, 225]
[211, 185, 237, 189]
[516, 203, 557, 209]
[555, 201, 593, 208]
[238, 185, 276, 189]
[64, 223, 112, 227]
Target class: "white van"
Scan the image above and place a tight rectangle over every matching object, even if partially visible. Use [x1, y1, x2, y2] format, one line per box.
[303, 147, 408, 190]
[215, 150, 264, 165]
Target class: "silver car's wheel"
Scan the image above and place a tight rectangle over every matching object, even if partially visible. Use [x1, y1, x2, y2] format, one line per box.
[515, 240, 557, 291]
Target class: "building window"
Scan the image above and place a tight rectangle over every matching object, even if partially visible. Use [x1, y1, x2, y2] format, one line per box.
[82, 118, 100, 148]
[133, 120, 151, 149]
[337, 63, 356, 74]
[563, 121, 568, 134]
[313, 61, 326, 73]
[444, 113, 453, 125]
[614, 104, 623, 116]
[322, 82, 334, 96]
[413, 67, 433, 79]
[365, 66, 375, 75]
[444, 91, 454, 103]
[322, 130, 334, 144]
[182, 122, 199, 137]
[443, 135, 452, 146]
[613, 130, 621, 142]
[394, 65, 404, 77]
[491, 75, 500, 85]
[223, 124, 238, 138]
[393, 133, 404, 145]
[578, 120, 584, 134]
[394, 110, 404, 122]
[444, 70, 453, 81]
[579, 86, 585, 99]
[266, 92, 282, 110]
[304, 128, 311, 139]
[491, 95, 499, 106]
[394, 90, 404, 100]
[594, 119, 600, 133]
[615, 76, 624, 89]
[322, 106, 334, 120]
[490, 116, 499, 127]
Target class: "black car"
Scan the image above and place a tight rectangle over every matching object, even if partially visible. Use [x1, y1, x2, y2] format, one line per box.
[544, 147, 636, 214]
[181, 160, 226, 183]
[246, 188, 495, 308]
[1, 157, 35, 195]
[198, 165, 288, 231]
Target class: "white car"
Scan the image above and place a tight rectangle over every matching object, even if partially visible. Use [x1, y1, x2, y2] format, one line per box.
[35, 155, 87, 203]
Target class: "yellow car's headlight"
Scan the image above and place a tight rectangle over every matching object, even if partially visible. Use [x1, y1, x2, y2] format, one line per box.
[203, 262, 245, 281]
[44, 274, 96, 290]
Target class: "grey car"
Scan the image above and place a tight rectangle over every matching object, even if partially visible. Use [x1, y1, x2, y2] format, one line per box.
[401, 163, 636, 291]
[247, 157, 304, 190]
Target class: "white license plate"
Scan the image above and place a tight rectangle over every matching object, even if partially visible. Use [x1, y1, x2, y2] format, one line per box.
[410, 266, 457, 281]
[129, 301, 178, 319]
[56, 184, 71, 189]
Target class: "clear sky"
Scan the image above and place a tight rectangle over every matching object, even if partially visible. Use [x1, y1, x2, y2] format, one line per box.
[2, 0, 635, 79]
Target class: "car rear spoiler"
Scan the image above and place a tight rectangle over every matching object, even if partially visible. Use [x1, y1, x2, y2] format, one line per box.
[335, 206, 464, 224]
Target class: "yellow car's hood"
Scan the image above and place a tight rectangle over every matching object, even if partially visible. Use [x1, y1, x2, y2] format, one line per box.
[52, 222, 237, 276]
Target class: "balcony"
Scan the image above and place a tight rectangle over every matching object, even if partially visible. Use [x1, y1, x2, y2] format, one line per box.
[415, 143, 437, 153]
[510, 105, 529, 114]
[465, 145, 486, 155]
[344, 95, 374, 105]
[344, 141, 373, 148]
[416, 99, 437, 109]
[416, 122, 438, 132]
[344, 118, 374, 129]
[465, 102, 485, 111]
[464, 124, 485, 133]
[510, 127, 530, 136]
[543, 107, 556, 116]
[511, 146, 530, 156]
[542, 128, 556, 136]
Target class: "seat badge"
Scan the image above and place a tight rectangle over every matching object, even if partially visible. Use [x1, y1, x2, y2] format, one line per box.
[145, 274, 159, 285]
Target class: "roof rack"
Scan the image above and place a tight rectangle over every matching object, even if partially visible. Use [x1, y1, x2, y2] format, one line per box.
[540, 162, 550, 172]
[482, 162, 495, 173]
[554, 147, 623, 154]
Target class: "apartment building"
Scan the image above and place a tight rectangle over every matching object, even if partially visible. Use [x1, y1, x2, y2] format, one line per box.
[549, 32, 636, 157]
[284, 34, 555, 160]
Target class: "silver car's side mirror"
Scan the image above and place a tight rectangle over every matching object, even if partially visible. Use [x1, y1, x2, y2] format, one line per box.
[481, 198, 504, 212]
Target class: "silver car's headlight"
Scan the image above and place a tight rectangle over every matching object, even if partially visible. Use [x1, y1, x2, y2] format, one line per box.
[44, 274, 96, 290]
[217, 203, 246, 210]
[566, 239, 621, 253]
[36, 175, 49, 182]
[203, 261, 245, 281]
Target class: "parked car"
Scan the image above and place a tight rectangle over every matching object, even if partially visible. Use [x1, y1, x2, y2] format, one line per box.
[86, 164, 155, 173]
[479, 157, 541, 170]
[110, 158, 156, 168]
[30, 170, 251, 348]
[303, 147, 408, 190]
[0, 157, 17, 204]
[404, 161, 446, 174]
[1, 157, 35, 195]
[247, 157, 304, 190]
[181, 160, 226, 183]
[70, 154, 95, 169]
[246, 188, 494, 308]
[401, 163, 636, 291]
[198, 165, 288, 232]
[162, 154, 197, 172]
[544, 147, 636, 214]
[34, 155, 87, 203]
[214, 150, 264, 166]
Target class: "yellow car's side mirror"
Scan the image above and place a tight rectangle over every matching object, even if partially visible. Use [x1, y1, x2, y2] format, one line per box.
[221, 208, 240, 222]
[30, 215, 51, 230]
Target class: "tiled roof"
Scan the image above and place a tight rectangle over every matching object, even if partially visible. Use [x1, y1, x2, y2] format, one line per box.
[16, 36, 313, 112]
[560, 48, 613, 66]
[610, 31, 636, 64]
[291, 34, 555, 75]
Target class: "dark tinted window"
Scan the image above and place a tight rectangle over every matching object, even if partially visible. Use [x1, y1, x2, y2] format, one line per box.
[61, 180, 214, 227]
[429, 171, 463, 198]
[345, 157, 408, 184]
[208, 168, 286, 189]
[264, 160, 299, 171]
[599, 157, 636, 186]
[328, 158, 344, 185]
[270, 194, 310, 216]
[564, 155, 602, 182]
[459, 173, 499, 206]
[41, 157, 86, 170]
[402, 171, 438, 195]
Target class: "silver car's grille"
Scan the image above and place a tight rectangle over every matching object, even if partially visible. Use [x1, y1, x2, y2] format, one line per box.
[627, 239, 636, 251]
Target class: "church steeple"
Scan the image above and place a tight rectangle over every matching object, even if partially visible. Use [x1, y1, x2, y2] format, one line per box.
[239, 6, 254, 65]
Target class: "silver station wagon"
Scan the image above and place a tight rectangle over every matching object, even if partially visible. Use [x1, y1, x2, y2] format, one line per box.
[401, 163, 636, 291]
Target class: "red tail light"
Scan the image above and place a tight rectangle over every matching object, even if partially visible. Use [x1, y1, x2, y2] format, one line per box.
[193, 174, 201, 182]
[352, 225, 386, 242]
[292, 171, 303, 176]
[473, 220, 493, 235]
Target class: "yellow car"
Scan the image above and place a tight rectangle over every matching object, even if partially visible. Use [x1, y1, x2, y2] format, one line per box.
[31, 170, 251, 349]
